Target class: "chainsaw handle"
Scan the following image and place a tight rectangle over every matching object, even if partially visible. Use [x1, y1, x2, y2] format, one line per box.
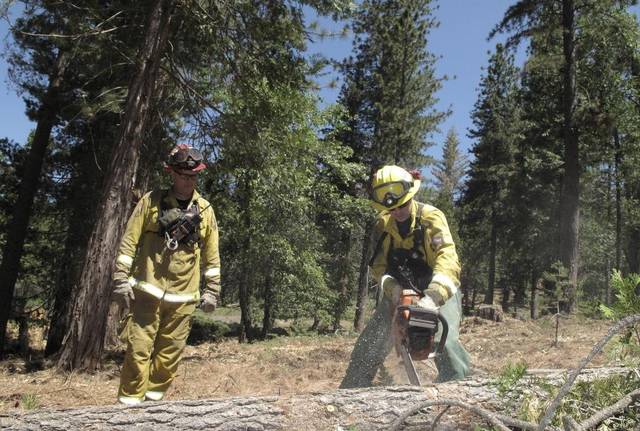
[436, 313, 448, 354]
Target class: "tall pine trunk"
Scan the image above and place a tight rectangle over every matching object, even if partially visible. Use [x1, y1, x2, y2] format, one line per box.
[613, 129, 622, 273]
[0, 51, 68, 354]
[485, 207, 497, 304]
[627, 227, 640, 274]
[332, 232, 352, 332]
[46, 135, 108, 355]
[103, 114, 167, 349]
[261, 274, 274, 339]
[530, 269, 539, 320]
[354, 217, 375, 331]
[238, 176, 254, 343]
[558, 0, 580, 313]
[57, 0, 174, 370]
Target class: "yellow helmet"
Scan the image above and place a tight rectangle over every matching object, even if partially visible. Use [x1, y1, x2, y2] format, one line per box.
[370, 165, 421, 211]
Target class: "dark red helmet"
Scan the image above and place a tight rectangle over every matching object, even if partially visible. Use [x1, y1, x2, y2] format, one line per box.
[165, 144, 206, 172]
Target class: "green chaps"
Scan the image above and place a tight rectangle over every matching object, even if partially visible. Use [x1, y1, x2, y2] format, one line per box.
[340, 281, 471, 388]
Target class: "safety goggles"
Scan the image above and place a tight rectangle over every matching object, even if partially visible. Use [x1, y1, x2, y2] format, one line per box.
[168, 147, 204, 170]
[371, 180, 413, 208]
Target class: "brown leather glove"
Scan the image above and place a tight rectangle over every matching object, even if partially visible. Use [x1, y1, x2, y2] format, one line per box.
[200, 291, 218, 313]
[113, 278, 134, 309]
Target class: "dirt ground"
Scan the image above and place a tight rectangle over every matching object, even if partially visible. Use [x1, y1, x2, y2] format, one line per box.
[0, 313, 618, 412]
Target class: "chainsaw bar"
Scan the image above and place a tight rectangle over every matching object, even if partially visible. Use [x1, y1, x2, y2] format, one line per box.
[399, 344, 421, 386]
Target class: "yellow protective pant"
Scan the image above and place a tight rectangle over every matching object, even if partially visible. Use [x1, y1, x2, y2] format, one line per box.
[118, 290, 195, 401]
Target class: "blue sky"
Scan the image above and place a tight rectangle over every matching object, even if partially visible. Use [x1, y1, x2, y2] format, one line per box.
[0, 1, 528, 168]
[306, 0, 523, 167]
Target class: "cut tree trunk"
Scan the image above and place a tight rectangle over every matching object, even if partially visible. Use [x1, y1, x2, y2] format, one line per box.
[1, 368, 631, 431]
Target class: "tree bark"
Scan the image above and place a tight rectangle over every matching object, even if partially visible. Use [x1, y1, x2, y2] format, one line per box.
[613, 129, 622, 274]
[56, 0, 174, 370]
[333, 231, 352, 332]
[0, 51, 69, 355]
[1, 368, 631, 431]
[261, 274, 274, 339]
[485, 208, 497, 305]
[530, 269, 539, 320]
[558, 0, 580, 313]
[103, 107, 168, 349]
[513, 272, 526, 309]
[238, 175, 254, 343]
[627, 226, 640, 274]
[354, 217, 375, 331]
[46, 127, 110, 356]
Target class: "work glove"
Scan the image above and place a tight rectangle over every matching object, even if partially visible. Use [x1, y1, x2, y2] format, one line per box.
[200, 291, 218, 313]
[422, 280, 448, 309]
[113, 278, 135, 309]
[416, 294, 439, 312]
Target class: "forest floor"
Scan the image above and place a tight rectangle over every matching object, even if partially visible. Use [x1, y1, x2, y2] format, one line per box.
[0, 311, 621, 413]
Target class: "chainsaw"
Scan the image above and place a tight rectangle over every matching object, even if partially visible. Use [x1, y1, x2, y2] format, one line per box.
[396, 303, 448, 385]
[381, 267, 449, 386]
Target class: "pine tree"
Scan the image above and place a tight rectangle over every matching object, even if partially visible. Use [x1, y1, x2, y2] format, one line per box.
[339, 0, 445, 167]
[461, 43, 521, 306]
[58, 0, 175, 370]
[491, 0, 639, 312]
[432, 127, 466, 218]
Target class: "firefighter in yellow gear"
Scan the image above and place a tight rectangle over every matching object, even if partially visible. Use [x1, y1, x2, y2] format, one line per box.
[112, 144, 220, 405]
[340, 165, 470, 387]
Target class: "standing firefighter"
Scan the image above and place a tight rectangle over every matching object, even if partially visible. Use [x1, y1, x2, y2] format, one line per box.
[340, 165, 470, 388]
[112, 144, 220, 404]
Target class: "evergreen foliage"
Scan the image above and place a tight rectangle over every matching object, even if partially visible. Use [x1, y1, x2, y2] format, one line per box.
[1, 0, 640, 372]
[460, 43, 522, 306]
[338, 0, 445, 167]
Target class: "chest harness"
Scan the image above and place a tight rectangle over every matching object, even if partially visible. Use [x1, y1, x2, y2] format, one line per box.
[370, 202, 433, 293]
[157, 191, 204, 250]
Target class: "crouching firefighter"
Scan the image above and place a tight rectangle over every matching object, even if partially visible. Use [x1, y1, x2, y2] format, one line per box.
[340, 165, 470, 388]
[112, 144, 221, 405]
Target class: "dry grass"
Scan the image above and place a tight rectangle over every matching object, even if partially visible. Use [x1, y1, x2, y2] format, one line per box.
[0, 314, 618, 412]
[461, 313, 613, 373]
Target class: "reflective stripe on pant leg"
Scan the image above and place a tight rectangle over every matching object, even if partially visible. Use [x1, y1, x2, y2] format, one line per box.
[118, 396, 143, 405]
[434, 289, 471, 382]
[144, 390, 164, 401]
[118, 295, 160, 399]
[146, 302, 195, 395]
[340, 295, 394, 389]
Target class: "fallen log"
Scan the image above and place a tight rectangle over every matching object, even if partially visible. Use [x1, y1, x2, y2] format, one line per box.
[1, 367, 633, 431]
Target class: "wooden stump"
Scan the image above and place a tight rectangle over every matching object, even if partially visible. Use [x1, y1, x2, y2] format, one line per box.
[476, 304, 504, 322]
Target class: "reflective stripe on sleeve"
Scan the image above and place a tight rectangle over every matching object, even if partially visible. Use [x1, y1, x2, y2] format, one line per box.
[431, 273, 458, 296]
[204, 267, 220, 278]
[117, 254, 134, 269]
[132, 281, 199, 303]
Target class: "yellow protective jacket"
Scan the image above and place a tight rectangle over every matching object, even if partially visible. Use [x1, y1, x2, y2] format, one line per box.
[370, 200, 460, 305]
[114, 188, 220, 303]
